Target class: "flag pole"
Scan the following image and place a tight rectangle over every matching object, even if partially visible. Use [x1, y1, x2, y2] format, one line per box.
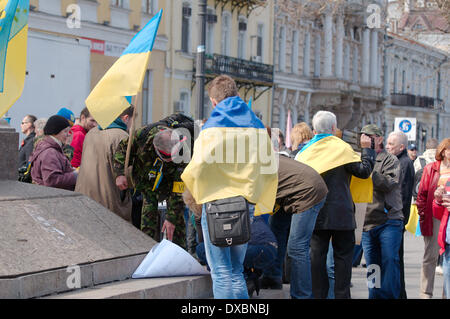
[124, 94, 138, 185]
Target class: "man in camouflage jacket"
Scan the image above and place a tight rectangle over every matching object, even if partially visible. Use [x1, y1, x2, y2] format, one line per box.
[114, 124, 189, 248]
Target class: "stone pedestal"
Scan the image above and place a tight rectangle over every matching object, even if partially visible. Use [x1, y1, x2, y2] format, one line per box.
[0, 119, 19, 180]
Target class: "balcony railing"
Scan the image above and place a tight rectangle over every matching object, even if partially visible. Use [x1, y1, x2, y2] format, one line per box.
[200, 54, 274, 85]
[391, 93, 442, 108]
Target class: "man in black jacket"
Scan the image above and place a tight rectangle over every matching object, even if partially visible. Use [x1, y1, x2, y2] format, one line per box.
[297, 111, 376, 299]
[386, 131, 415, 299]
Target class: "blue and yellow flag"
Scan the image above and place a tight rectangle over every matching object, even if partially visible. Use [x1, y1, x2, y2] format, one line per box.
[0, 0, 29, 118]
[295, 134, 373, 203]
[85, 9, 162, 129]
[181, 96, 278, 216]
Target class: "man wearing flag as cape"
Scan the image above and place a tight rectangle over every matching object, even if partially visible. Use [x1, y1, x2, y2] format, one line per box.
[181, 75, 278, 299]
[295, 111, 376, 299]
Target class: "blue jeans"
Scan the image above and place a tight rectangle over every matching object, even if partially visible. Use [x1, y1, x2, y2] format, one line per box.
[361, 219, 403, 299]
[443, 245, 450, 299]
[288, 200, 324, 299]
[263, 211, 292, 281]
[326, 241, 335, 299]
[201, 206, 249, 299]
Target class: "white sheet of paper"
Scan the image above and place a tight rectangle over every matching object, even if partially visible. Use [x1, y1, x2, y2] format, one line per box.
[132, 239, 209, 278]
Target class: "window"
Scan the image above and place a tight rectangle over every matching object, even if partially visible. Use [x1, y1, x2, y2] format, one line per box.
[179, 91, 190, 115]
[238, 17, 247, 59]
[256, 24, 263, 60]
[141, 70, 153, 125]
[141, 0, 156, 15]
[181, 3, 192, 53]
[303, 33, 310, 76]
[402, 70, 406, 93]
[206, 8, 216, 54]
[393, 68, 397, 93]
[278, 26, 286, 72]
[221, 12, 231, 56]
[111, 0, 129, 8]
[291, 31, 299, 74]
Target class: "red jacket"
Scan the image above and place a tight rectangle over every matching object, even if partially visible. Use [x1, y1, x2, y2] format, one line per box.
[70, 125, 87, 168]
[432, 201, 449, 255]
[416, 161, 441, 236]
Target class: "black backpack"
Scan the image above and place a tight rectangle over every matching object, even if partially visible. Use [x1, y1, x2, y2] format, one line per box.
[412, 158, 427, 200]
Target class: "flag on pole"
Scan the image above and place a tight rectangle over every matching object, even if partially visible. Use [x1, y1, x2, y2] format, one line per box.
[0, 0, 29, 118]
[85, 9, 163, 129]
[285, 109, 292, 149]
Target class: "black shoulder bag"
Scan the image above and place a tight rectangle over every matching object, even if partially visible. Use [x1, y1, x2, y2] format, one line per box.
[205, 196, 251, 247]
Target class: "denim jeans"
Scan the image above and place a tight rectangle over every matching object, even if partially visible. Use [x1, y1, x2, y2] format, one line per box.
[443, 245, 450, 299]
[326, 241, 335, 299]
[288, 199, 325, 299]
[361, 219, 403, 299]
[201, 206, 249, 299]
[263, 211, 292, 281]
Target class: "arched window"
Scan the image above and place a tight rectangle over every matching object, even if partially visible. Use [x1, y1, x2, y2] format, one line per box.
[238, 16, 247, 59]
[221, 11, 231, 56]
[181, 2, 192, 53]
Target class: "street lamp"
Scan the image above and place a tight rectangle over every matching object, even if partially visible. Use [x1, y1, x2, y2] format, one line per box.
[195, 0, 207, 120]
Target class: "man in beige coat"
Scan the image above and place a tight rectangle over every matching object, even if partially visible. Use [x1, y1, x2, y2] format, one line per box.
[75, 107, 134, 222]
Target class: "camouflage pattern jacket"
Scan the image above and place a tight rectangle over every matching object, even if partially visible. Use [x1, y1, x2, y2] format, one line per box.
[113, 125, 186, 225]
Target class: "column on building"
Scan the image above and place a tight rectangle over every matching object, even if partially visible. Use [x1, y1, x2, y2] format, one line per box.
[362, 27, 370, 84]
[370, 29, 378, 86]
[383, 50, 391, 97]
[303, 32, 311, 76]
[335, 16, 344, 78]
[323, 13, 333, 77]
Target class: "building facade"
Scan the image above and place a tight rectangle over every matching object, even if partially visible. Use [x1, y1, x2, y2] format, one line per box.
[384, 32, 450, 151]
[165, 0, 275, 125]
[272, 0, 385, 135]
[7, 0, 166, 141]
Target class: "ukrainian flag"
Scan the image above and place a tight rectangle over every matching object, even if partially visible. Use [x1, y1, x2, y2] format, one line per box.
[181, 96, 278, 216]
[0, 0, 29, 118]
[85, 9, 162, 129]
[295, 134, 373, 203]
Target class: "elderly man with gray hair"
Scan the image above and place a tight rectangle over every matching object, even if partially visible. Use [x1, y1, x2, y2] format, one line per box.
[386, 130, 415, 299]
[295, 110, 376, 298]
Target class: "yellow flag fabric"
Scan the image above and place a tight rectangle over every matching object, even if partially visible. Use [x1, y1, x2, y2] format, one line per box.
[181, 127, 279, 216]
[85, 52, 150, 128]
[296, 135, 373, 203]
[0, 25, 27, 117]
[0, 0, 29, 118]
[85, 10, 162, 129]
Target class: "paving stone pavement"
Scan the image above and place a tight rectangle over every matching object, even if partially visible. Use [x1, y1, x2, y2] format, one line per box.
[253, 231, 445, 299]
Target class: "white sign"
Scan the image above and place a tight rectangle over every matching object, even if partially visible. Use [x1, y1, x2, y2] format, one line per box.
[394, 117, 417, 141]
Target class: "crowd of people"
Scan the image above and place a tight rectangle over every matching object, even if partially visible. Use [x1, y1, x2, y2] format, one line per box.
[16, 74, 450, 300]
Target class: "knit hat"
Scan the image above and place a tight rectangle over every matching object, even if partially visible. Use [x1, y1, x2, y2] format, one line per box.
[56, 107, 75, 126]
[44, 115, 71, 136]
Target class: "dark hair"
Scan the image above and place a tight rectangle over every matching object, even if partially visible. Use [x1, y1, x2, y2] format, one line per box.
[207, 75, 238, 103]
[119, 105, 134, 118]
[26, 115, 37, 128]
[436, 138, 450, 161]
[80, 107, 91, 119]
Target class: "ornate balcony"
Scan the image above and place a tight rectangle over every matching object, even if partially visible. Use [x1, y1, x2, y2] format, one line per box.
[213, 0, 267, 15]
[193, 53, 274, 100]
[391, 93, 442, 108]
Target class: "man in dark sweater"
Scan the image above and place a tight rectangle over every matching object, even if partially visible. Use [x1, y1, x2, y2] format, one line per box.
[386, 131, 415, 299]
[361, 125, 404, 299]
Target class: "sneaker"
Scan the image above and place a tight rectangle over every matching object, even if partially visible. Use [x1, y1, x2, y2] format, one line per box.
[259, 276, 283, 290]
[436, 266, 443, 275]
